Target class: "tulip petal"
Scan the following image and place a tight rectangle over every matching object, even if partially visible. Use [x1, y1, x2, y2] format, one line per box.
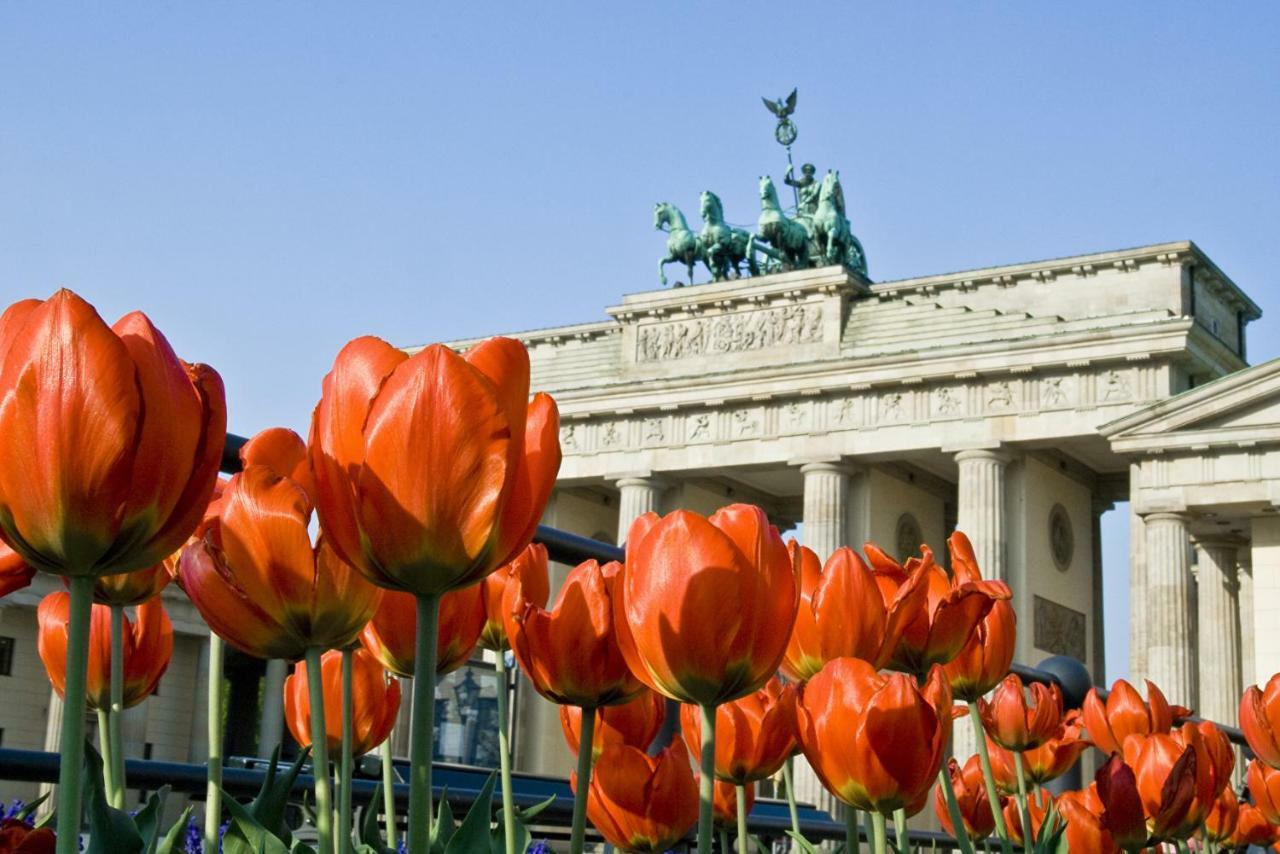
[865, 675, 941, 807]
[493, 392, 561, 566]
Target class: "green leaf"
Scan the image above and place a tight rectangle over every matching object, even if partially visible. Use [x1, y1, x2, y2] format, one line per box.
[219, 787, 291, 854]
[512, 793, 556, 823]
[430, 788, 457, 854]
[444, 774, 497, 854]
[152, 806, 194, 854]
[83, 741, 145, 854]
[489, 817, 530, 854]
[15, 793, 49, 821]
[134, 786, 169, 852]
[249, 745, 311, 845]
[356, 781, 396, 854]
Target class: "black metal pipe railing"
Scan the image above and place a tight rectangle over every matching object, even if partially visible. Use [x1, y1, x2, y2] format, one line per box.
[0, 430, 1238, 848]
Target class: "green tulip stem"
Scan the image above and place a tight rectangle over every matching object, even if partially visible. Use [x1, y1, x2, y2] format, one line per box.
[892, 807, 907, 851]
[936, 766, 976, 854]
[96, 708, 117, 811]
[108, 604, 127, 808]
[495, 650, 517, 854]
[781, 757, 802, 840]
[55, 575, 93, 854]
[1012, 752, 1032, 849]
[735, 783, 748, 853]
[569, 706, 596, 854]
[870, 811, 888, 854]
[305, 647, 336, 854]
[339, 647, 354, 854]
[407, 594, 441, 854]
[205, 633, 224, 854]
[719, 828, 730, 853]
[845, 805, 861, 854]
[967, 702, 1013, 854]
[381, 737, 397, 850]
[697, 704, 717, 854]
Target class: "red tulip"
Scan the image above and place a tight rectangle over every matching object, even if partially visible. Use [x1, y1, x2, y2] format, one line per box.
[712, 779, 753, 828]
[1242, 672, 1280, 769]
[178, 428, 383, 660]
[507, 559, 644, 708]
[478, 543, 549, 652]
[1201, 787, 1240, 845]
[309, 336, 560, 598]
[1251, 759, 1280, 824]
[360, 584, 485, 678]
[795, 657, 952, 816]
[284, 647, 401, 756]
[1231, 801, 1280, 847]
[615, 504, 798, 706]
[679, 676, 798, 783]
[571, 741, 699, 853]
[0, 541, 34, 598]
[1094, 754, 1157, 851]
[560, 691, 666, 760]
[987, 709, 1089, 788]
[36, 591, 172, 711]
[781, 543, 927, 680]
[0, 290, 225, 577]
[863, 531, 1011, 677]
[933, 756, 997, 841]
[979, 673, 1063, 752]
[1081, 678, 1187, 756]
[0, 818, 56, 854]
[85, 558, 173, 607]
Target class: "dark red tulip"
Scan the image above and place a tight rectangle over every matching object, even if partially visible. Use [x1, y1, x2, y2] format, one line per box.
[0, 818, 56, 854]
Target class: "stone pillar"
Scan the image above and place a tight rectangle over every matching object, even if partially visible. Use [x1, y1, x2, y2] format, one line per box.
[954, 449, 1010, 581]
[1129, 506, 1148, 685]
[1144, 512, 1196, 706]
[1091, 499, 1112, 685]
[37, 688, 65, 810]
[1249, 516, 1280, 689]
[615, 476, 667, 546]
[800, 462, 851, 557]
[258, 658, 289, 758]
[1239, 552, 1255, 689]
[391, 677, 413, 758]
[1194, 539, 1242, 726]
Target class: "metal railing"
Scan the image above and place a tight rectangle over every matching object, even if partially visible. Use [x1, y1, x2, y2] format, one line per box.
[0, 431, 1253, 849]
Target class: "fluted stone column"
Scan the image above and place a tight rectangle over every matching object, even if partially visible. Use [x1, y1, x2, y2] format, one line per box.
[1239, 552, 1255, 688]
[1144, 513, 1196, 706]
[258, 658, 289, 757]
[955, 449, 1010, 581]
[38, 688, 65, 811]
[1091, 499, 1112, 685]
[1129, 507, 1149, 685]
[1194, 539, 1242, 726]
[615, 476, 667, 546]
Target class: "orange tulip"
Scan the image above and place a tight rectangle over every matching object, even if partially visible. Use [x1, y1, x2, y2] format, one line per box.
[933, 756, 997, 841]
[712, 779, 753, 828]
[943, 596, 1015, 703]
[1251, 759, 1280, 824]
[986, 710, 1089, 789]
[863, 531, 1011, 677]
[0, 541, 34, 598]
[36, 591, 171, 711]
[560, 691, 666, 760]
[1001, 788, 1052, 847]
[178, 428, 383, 660]
[571, 741, 698, 854]
[309, 336, 560, 598]
[1056, 788, 1119, 854]
[360, 584, 485, 678]
[979, 673, 1063, 751]
[795, 657, 951, 816]
[0, 290, 225, 577]
[284, 647, 401, 756]
[679, 676, 797, 784]
[507, 559, 644, 708]
[615, 505, 797, 706]
[478, 543, 549, 652]
[85, 558, 173, 607]
[1081, 678, 1187, 756]
[1242, 672, 1280, 769]
[1232, 801, 1280, 847]
[1122, 726, 1219, 841]
[781, 543, 927, 680]
[1201, 786, 1240, 845]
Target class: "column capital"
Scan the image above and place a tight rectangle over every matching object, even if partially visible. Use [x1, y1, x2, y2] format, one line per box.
[613, 473, 669, 490]
[795, 458, 857, 476]
[1144, 510, 1191, 525]
[952, 447, 1012, 465]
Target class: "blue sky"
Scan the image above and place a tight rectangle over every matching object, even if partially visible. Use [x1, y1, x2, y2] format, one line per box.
[3, 4, 1278, 683]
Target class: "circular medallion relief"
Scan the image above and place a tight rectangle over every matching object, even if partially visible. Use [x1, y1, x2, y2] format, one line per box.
[1049, 504, 1074, 571]
[895, 513, 923, 562]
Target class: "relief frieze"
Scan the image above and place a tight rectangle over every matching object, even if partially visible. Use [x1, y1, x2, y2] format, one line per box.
[635, 304, 823, 362]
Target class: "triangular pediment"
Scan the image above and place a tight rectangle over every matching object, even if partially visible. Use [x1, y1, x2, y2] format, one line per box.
[1103, 358, 1280, 450]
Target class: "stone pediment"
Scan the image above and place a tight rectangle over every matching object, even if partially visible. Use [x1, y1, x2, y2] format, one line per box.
[1103, 358, 1280, 452]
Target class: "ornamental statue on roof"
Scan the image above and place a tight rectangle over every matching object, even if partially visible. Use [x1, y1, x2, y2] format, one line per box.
[654, 88, 868, 287]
